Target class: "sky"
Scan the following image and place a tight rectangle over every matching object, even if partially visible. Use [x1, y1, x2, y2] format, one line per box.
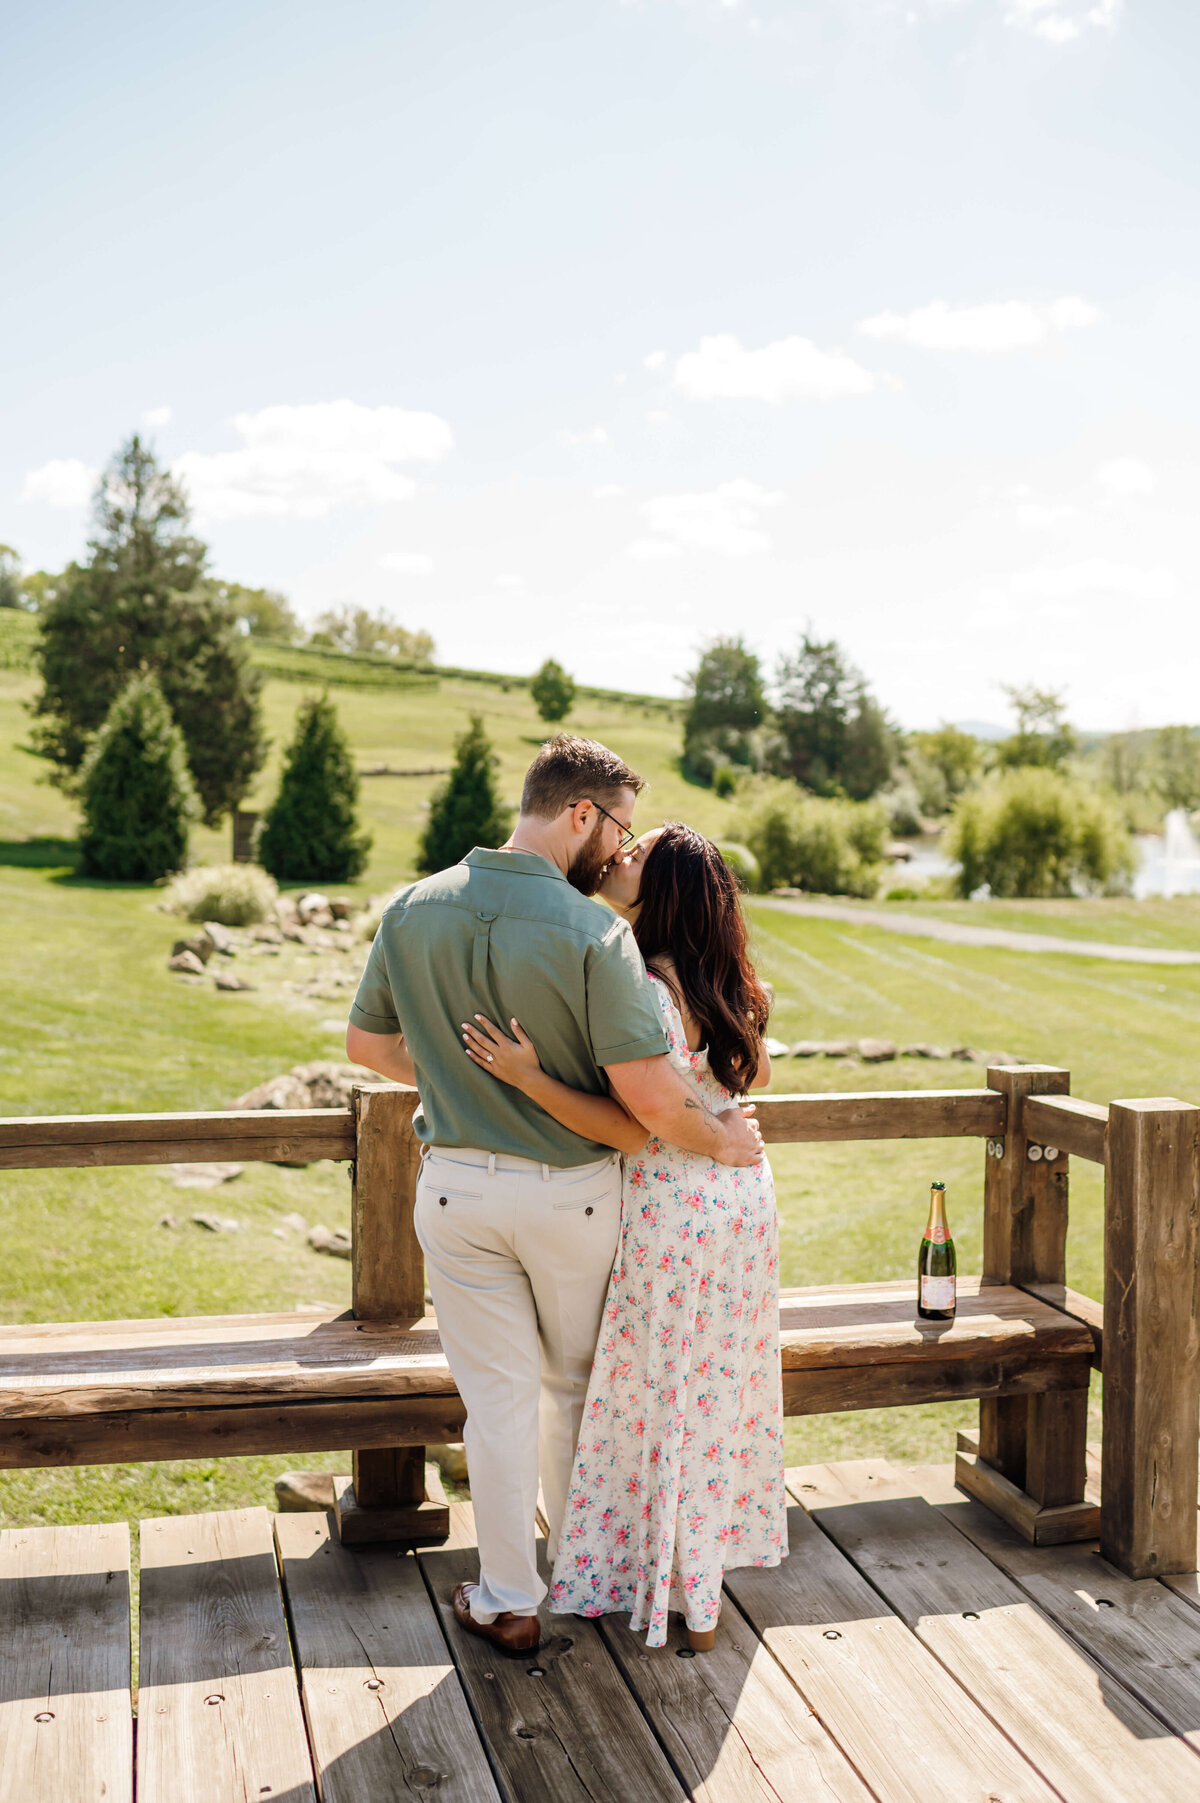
[2, 0, 1197, 728]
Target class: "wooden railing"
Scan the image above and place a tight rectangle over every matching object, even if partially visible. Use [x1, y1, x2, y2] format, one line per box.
[0, 1068, 1196, 1577]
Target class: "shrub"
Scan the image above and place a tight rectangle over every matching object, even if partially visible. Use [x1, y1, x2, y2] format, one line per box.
[877, 776, 923, 837]
[78, 672, 197, 881]
[164, 862, 279, 926]
[418, 714, 513, 875]
[716, 841, 761, 892]
[530, 658, 576, 724]
[944, 767, 1135, 898]
[743, 784, 888, 896]
[258, 694, 372, 883]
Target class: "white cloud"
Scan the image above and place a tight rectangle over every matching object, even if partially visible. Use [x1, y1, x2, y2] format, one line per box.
[20, 458, 98, 508]
[1016, 501, 1077, 527]
[378, 551, 434, 575]
[495, 573, 526, 592]
[859, 295, 1100, 353]
[674, 332, 880, 403]
[142, 405, 172, 428]
[1004, 0, 1121, 44]
[558, 425, 610, 447]
[593, 483, 627, 499]
[646, 410, 673, 425]
[643, 349, 668, 370]
[173, 400, 453, 521]
[1009, 560, 1176, 603]
[628, 478, 782, 559]
[1095, 457, 1155, 497]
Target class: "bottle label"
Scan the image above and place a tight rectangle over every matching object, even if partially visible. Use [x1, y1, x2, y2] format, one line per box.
[921, 1275, 956, 1310]
[926, 1222, 949, 1244]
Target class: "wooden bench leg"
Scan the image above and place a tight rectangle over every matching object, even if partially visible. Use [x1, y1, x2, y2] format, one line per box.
[961, 1067, 1098, 1544]
[334, 1447, 450, 1547]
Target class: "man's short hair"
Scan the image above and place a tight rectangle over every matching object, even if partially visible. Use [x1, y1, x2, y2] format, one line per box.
[521, 734, 645, 820]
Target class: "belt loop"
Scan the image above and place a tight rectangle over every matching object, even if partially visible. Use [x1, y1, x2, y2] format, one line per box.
[487, 1152, 496, 1178]
[541, 1163, 550, 1182]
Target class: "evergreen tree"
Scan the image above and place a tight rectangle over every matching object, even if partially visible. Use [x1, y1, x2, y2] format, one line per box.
[418, 714, 512, 875]
[78, 672, 197, 881]
[682, 637, 766, 784]
[530, 658, 576, 724]
[772, 633, 894, 801]
[32, 436, 266, 825]
[258, 694, 372, 883]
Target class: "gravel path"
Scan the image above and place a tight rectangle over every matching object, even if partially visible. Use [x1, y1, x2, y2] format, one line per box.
[756, 896, 1200, 966]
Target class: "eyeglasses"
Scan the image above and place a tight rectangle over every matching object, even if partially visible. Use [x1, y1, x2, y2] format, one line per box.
[571, 799, 636, 854]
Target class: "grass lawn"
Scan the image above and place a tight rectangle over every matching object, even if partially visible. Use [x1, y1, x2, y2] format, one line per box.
[1, 654, 1197, 1528]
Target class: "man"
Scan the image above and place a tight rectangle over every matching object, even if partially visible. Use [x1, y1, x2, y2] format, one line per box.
[347, 734, 764, 1655]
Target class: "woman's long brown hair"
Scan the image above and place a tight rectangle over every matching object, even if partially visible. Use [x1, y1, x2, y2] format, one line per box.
[632, 822, 770, 1094]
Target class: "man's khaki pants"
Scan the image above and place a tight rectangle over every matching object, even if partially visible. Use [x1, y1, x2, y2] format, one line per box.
[414, 1146, 623, 1621]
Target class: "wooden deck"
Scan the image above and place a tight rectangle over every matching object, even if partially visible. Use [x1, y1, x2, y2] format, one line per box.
[5, 1457, 1200, 1802]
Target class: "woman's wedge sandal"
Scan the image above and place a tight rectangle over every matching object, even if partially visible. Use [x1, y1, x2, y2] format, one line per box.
[686, 1624, 717, 1652]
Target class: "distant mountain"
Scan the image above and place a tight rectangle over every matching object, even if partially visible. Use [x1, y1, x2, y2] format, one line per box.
[951, 720, 1008, 741]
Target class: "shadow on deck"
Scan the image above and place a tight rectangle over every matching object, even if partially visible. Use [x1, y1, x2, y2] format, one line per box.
[4, 1457, 1200, 1802]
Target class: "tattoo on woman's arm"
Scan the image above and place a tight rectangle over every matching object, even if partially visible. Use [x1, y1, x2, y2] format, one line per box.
[684, 1097, 720, 1136]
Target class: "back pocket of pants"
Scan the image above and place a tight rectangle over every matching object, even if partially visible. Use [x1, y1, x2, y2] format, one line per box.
[552, 1190, 612, 1212]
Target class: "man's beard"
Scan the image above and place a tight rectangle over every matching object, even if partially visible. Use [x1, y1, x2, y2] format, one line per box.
[566, 818, 610, 896]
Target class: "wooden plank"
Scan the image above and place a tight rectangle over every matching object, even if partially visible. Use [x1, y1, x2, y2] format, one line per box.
[908, 1466, 1200, 1754]
[275, 1510, 499, 1803]
[791, 1458, 1200, 1801]
[351, 1083, 435, 1528]
[0, 1395, 467, 1468]
[138, 1506, 315, 1803]
[1024, 1094, 1108, 1164]
[0, 1310, 453, 1416]
[334, 1462, 451, 1547]
[756, 1088, 1003, 1143]
[1102, 1097, 1200, 1577]
[417, 1505, 686, 1803]
[784, 1350, 1093, 1416]
[778, 1277, 1093, 1368]
[0, 1521, 132, 1803]
[595, 1596, 872, 1802]
[725, 1502, 1059, 1802]
[0, 1109, 354, 1169]
[1019, 1284, 1103, 1368]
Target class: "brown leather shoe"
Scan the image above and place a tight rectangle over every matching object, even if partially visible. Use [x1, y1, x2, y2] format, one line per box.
[452, 1582, 541, 1656]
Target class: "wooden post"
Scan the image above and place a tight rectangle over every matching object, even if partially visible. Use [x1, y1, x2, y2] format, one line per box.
[1100, 1097, 1200, 1578]
[960, 1064, 1097, 1540]
[333, 1082, 450, 1546]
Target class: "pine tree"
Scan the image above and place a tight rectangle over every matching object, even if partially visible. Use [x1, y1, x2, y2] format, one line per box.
[78, 672, 197, 881]
[530, 657, 576, 724]
[418, 714, 512, 875]
[258, 694, 372, 883]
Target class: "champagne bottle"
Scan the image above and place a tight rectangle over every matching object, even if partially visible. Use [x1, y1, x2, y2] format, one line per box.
[917, 1181, 956, 1321]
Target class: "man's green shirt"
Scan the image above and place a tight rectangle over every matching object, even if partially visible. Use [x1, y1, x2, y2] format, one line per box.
[349, 848, 668, 1165]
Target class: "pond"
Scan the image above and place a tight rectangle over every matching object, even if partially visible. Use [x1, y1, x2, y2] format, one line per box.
[898, 809, 1200, 899]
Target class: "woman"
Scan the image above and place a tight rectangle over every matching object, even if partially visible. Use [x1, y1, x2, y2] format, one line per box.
[460, 822, 785, 1651]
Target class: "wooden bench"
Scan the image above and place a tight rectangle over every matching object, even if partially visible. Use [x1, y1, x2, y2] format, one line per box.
[0, 1068, 1195, 1575]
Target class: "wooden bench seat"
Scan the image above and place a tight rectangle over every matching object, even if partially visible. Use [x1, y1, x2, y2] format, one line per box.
[0, 1278, 1094, 1471]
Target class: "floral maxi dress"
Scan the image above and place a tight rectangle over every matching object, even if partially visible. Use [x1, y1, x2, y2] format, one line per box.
[549, 976, 786, 1646]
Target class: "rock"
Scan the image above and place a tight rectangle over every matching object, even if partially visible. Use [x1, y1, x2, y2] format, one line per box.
[191, 1212, 241, 1232]
[820, 1041, 855, 1058]
[980, 1050, 1024, 1069]
[274, 895, 299, 924]
[169, 1162, 244, 1190]
[309, 1224, 352, 1258]
[429, 1443, 469, 1484]
[280, 1211, 309, 1234]
[201, 921, 239, 956]
[330, 897, 355, 920]
[167, 949, 206, 976]
[280, 923, 309, 944]
[251, 923, 284, 944]
[950, 1046, 978, 1062]
[289, 1061, 360, 1108]
[297, 892, 335, 928]
[230, 1074, 311, 1111]
[157, 1213, 182, 1230]
[275, 1470, 337, 1512]
[901, 1043, 949, 1059]
[762, 1036, 790, 1058]
[789, 1040, 825, 1057]
[172, 933, 213, 964]
[857, 1038, 897, 1063]
[213, 970, 255, 992]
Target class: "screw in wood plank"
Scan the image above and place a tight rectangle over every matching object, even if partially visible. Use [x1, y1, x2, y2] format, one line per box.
[1044, 1146, 1059, 1160]
[823, 1629, 842, 1640]
[204, 1694, 224, 1705]
[676, 1647, 696, 1658]
[962, 1611, 979, 1620]
[34, 1711, 54, 1722]
[364, 1679, 384, 1690]
[528, 1667, 546, 1677]
[1096, 1598, 1115, 1608]
[1027, 1144, 1044, 1162]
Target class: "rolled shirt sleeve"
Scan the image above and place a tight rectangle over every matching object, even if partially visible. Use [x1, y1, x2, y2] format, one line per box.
[586, 918, 670, 1066]
[348, 930, 402, 1034]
